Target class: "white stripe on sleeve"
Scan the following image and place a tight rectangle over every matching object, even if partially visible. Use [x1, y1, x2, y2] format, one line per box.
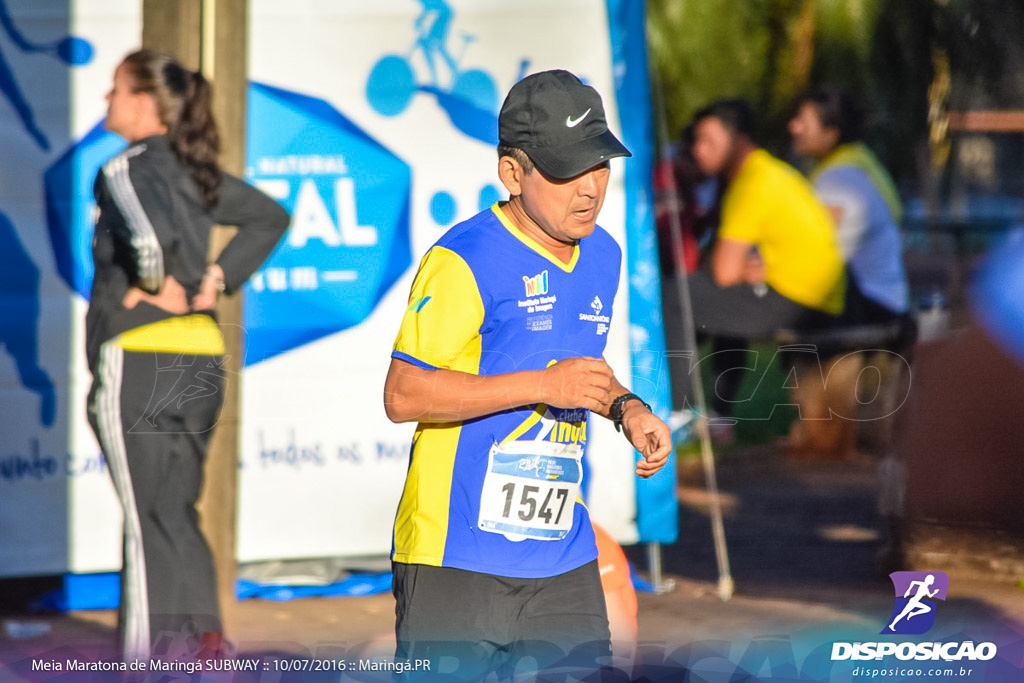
[102, 146, 165, 292]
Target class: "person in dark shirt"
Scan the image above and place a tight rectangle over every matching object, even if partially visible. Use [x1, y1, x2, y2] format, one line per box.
[87, 49, 288, 661]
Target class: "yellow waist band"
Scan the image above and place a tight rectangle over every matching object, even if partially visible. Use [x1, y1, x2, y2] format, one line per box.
[115, 313, 225, 355]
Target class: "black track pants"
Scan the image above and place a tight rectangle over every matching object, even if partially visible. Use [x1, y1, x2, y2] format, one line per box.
[88, 343, 225, 660]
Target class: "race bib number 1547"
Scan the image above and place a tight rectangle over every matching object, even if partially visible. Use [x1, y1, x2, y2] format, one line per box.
[477, 441, 583, 542]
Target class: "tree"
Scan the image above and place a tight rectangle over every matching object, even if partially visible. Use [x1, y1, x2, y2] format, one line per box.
[647, 0, 1022, 191]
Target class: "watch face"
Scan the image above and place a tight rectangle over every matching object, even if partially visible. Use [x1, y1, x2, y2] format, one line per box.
[613, 393, 632, 420]
[612, 393, 647, 423]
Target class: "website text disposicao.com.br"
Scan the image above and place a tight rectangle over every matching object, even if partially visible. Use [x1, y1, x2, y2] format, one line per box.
[852, 665, 978, 678]
[837, 640, 997, 679]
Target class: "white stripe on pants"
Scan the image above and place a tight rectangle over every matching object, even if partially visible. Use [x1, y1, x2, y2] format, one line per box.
[94, 343, 151, 661]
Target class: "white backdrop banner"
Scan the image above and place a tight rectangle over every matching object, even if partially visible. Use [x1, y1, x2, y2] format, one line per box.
[0, 0, 139, 577]
[237, 0, 676, 563]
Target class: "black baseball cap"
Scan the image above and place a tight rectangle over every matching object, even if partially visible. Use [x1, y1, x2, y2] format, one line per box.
[498, 70, 631, 179]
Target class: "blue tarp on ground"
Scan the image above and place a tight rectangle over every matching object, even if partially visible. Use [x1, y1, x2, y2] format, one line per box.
[32, 564, 658, 612]
[236, 573, 394, 601]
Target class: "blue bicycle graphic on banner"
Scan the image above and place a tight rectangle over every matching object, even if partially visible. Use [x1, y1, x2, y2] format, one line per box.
[2, 0, 94, 427]
[0, 0, 92, 151]
[366, 0, 527, 144]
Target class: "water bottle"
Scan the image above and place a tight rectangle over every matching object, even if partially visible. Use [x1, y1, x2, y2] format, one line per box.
[915, 290, 950, 342]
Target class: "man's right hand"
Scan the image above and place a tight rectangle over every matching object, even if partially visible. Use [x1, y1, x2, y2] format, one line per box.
[540, 357, 614, 411]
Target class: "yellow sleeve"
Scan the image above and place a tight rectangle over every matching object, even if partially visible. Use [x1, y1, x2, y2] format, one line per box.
[392, 246, 485, 374]
[718, 173, 765, 245]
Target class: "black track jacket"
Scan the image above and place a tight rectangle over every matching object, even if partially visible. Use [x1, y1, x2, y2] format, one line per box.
[87, 134, 289, 369]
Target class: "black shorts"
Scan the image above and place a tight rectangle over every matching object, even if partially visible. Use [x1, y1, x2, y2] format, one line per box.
[392, 560, 611, 679]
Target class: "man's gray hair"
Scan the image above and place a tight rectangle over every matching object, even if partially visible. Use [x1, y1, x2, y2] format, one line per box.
[497, 145, 535, 174]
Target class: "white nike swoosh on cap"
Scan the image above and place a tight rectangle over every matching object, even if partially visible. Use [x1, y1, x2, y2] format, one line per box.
[565, 108, 592, 128]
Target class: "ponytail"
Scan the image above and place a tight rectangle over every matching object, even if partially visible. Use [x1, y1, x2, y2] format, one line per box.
[122, 49, 223, 209]
[170, 71, 222, 210]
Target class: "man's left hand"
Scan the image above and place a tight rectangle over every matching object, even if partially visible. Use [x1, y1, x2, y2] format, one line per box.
[621, 402, 672, 478]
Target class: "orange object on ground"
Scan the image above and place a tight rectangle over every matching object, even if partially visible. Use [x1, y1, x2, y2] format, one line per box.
[593, 522, 638, 656]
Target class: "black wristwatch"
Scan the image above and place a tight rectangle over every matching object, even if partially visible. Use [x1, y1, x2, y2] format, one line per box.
[610, 392, 651, 432]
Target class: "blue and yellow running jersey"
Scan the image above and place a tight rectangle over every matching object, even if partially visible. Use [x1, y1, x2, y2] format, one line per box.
[391, 203, 622, 578]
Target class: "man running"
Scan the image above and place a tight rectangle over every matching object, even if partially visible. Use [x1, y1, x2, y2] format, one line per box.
[384, 69, 671, 678]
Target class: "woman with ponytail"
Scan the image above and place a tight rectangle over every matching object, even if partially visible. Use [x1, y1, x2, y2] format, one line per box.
[87, 49, 288, 661]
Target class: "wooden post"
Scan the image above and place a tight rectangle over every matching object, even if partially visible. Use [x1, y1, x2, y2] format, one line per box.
[200, 0, 247, 643]
[142, 0, 201, 66]
[141, 0, 248, 642]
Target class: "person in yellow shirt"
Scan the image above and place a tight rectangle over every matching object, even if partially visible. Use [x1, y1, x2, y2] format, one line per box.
[686, 99, 846, 431]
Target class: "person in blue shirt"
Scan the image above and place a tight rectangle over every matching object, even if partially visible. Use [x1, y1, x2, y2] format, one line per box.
[383, 69, 670, 678]
[789, 85, 909, 322]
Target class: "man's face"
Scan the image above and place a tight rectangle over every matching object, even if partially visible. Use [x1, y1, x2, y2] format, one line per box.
[516, 162, 611, 243]
[789, 102, 838, 159]
[692, 116, 736, 176]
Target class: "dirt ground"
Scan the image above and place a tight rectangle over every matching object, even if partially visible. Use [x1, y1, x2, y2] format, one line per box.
[2, 447, 1022, 681]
